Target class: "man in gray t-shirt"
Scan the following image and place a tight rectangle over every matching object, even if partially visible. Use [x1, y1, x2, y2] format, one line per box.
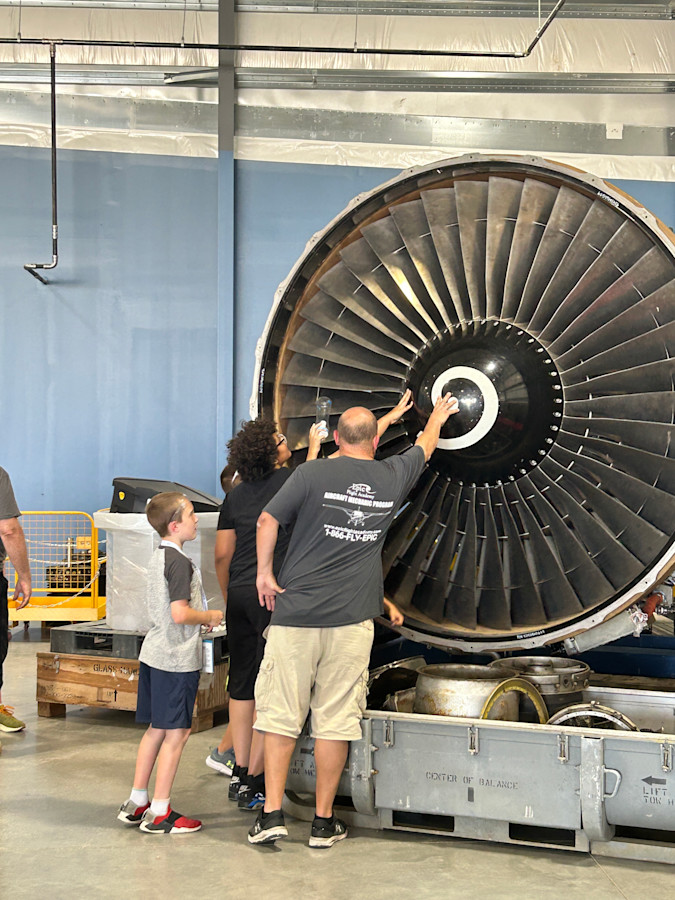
[248, 393, 459, 848]
[264, 449, 425, 628]
[0, 467, 32, 734]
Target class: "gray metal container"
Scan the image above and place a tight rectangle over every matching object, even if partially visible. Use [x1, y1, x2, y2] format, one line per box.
[413, 664, 517, 720]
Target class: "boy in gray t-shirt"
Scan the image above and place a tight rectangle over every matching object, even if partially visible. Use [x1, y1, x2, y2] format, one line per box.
[117, 492, 223, 835]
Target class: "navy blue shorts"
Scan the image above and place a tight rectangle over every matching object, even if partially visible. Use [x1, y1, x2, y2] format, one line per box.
[136, 662, 200, 730]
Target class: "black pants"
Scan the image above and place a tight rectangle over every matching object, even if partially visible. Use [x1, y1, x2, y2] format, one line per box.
[0, 574, 9, 691]
[226, 584, 272, 701]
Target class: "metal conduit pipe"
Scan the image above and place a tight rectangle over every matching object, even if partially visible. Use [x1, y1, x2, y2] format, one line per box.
[13, 1, 565, 282]
[24, 42, 58, 284]
[1, 0, 565, 59]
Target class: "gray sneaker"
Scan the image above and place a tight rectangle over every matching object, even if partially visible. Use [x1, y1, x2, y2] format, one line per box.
[205, 747, 235, 776]
[117, 799, 150, 825]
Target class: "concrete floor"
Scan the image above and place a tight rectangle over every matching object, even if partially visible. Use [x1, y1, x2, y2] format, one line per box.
[0, 627, 672, 900]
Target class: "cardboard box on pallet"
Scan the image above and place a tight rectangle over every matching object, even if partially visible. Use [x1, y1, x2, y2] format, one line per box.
[93, 512, 222, 632]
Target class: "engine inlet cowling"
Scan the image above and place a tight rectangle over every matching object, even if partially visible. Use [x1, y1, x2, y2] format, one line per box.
[254, 154, 675, 652]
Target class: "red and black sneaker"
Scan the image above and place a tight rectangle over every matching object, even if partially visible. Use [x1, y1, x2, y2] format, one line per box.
[139, 808, 202, 834]
[117, 799, 150, 825]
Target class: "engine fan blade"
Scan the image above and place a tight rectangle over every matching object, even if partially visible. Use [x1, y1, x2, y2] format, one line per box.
[502, 178, 558, 320]
[421, 188, 473, 323]
[485, 176, 523, 320]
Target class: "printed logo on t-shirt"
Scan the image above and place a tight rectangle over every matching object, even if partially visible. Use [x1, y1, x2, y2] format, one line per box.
[323, 504, 383, 529]
[322, 482, 395, 542]
[346, 483, 375, 501]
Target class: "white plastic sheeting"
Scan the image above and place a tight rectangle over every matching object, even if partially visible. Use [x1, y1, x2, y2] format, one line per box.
[0, 8, 218, 67]
[0, 83, 217, 155]
[236, 84, 675, 180]
[0, 9, 671, 73]
[0, 120, 217, 155]
[48, 127, 215, 156]
[0, 8, 671, 176]
[235, 136, 675, 184]
[94, 512, 223, 633]
[234, 13, 675, 73]
[238, 88, 675, 129]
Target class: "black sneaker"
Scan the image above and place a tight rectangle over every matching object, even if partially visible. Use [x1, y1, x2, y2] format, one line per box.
[308, 815, 348, 849]
[228, 765, 247, 801]
[248, 809, 288, 845]
[238, 778, 265, 811]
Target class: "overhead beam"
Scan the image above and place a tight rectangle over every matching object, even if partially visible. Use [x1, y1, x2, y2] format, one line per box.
[5, 66, 673, 94]
[0, 0, 667, 18]
[238, 0, 672, 17]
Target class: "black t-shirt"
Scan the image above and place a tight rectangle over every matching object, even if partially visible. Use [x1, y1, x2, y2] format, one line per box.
[264, 446, 426, 627]
[217, 468, 292, 588]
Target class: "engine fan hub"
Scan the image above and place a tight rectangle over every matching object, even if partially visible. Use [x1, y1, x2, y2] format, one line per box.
[406, 320, 562, 485]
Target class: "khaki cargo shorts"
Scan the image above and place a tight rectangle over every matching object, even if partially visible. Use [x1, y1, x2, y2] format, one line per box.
[254, 620, 374, 741]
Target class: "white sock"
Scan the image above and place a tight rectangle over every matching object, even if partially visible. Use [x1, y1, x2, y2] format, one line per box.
[150, 798, 170, 817]
[130, 788, 148, 807]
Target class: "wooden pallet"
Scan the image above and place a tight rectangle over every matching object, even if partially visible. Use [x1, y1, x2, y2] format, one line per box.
[36, 651, 228, 733]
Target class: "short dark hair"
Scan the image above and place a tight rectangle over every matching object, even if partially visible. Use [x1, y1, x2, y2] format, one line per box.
[146, 492, 188, 537]
[219, 462, 240, 494]
[227, 418, 278, 483]
[337, 409, 377, 445]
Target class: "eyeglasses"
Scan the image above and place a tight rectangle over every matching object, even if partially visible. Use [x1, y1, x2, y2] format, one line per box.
[276, 434, 287, 447]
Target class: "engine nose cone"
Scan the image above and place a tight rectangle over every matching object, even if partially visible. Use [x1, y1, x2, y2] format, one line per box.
[434, 370, 492, 444]
[407, 321, 562, 484]
[438, 376, 485, 429]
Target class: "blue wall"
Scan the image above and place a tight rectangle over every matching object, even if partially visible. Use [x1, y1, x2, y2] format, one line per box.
[1, 145, 673, 514]
[1, 146, 219, 512]
[233, 160, 398, 426]
[615, 180, 675, 232]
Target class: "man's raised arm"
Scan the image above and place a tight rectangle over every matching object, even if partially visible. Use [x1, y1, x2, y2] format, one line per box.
[376, 389, 413, 438]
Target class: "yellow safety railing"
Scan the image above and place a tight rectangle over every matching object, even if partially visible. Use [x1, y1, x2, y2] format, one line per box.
[5, 511, 105, 622]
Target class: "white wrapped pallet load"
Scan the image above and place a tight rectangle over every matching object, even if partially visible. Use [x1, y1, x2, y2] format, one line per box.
[93, 511, 222, 633]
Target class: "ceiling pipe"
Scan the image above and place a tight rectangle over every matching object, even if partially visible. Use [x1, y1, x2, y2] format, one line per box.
[24, 42, 58, 284]
[14, 2, 565, 283]
[1, 0, 565, 58]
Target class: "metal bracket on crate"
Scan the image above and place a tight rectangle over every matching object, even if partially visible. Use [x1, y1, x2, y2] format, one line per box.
[580, 736, 615, 843]
[603, 767, 622, 799]
[383, 719, 395, 748]
[468, 725, 480, 756]
[350, 718, 377, 817]
[662, 742, 673, 773]
[558, 733, 569, 764]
